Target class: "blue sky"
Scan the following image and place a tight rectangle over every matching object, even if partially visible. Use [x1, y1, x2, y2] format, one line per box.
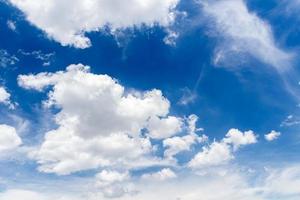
[0, 0, 300, 199]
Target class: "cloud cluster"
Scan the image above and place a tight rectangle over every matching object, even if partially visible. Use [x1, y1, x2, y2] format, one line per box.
[9, 0, 179, 48]
[17, 65, 263, 198]
[18, 64, 184, 175]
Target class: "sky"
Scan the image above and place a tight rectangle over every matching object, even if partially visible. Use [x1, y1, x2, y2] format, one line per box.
[0, 0, 300, 199]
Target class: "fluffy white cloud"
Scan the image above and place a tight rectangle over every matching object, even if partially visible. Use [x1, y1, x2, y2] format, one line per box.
[264, 130, 281, 141]
[18, 64, 179, 175]
[188, 141, 233, 169]
[147, 116, 182, 139]
[9, 0, 179, 48]
[188, 129, 257, 170]
[0, 87, 15, 109]
[0, 87, 11, 104]
[0, 124, 22, 152]
[200, 0, 291, 70]
[141, 168, 176, 181]
[95, 170, 133, 198]
[163, 115, 207, 159]
[224, 129, 257, 150]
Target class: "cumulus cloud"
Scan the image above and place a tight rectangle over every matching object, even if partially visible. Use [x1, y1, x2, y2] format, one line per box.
[9, 0, 179, 48]
[188, 141, 233, 169]
[147, 116, 183, 139]
[0, 124, 22, 152]
[188, 129, 257, 170]
[95, 170, 134, 198]
[18, 64, 183, 175]
[224, 129, 257, 150]
[141, 168, 177, 181]
[0, 87, 15, 109]
[200, 0, 292, 70]
[264, 130, 281, 141]
[163, 115, 207, 159]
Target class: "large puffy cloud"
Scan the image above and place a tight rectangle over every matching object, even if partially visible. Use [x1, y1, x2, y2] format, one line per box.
[200, 0, 292, 70]
[0, 124, 22, 152]
[9, 0, 179, 48]
[18, 64, 183, 175]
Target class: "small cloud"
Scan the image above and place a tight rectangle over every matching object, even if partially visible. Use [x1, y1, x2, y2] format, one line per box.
[7, 20, 16, 31]
[265, 130, 281, 142]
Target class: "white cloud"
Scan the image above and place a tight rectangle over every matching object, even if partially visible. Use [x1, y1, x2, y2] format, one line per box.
[7, 20, 16, 31]
[163, 115, 207, 159]
[200, 0, 292, 70]
[264, 130, 281, 141]
[0, 87, 16, 109]
[95, 170, 133, 198]
[188, 141, 233, 169]
[147, 116, 182, 139]
[18, 64, 178, 175]
[141, 168, 177, 181]
[188, 128, 257, 170]
[0, 87, 11, 104]
[224, 129, 257, 150]
[0, 124, 22, 152]
[9, 0, 179, 48]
